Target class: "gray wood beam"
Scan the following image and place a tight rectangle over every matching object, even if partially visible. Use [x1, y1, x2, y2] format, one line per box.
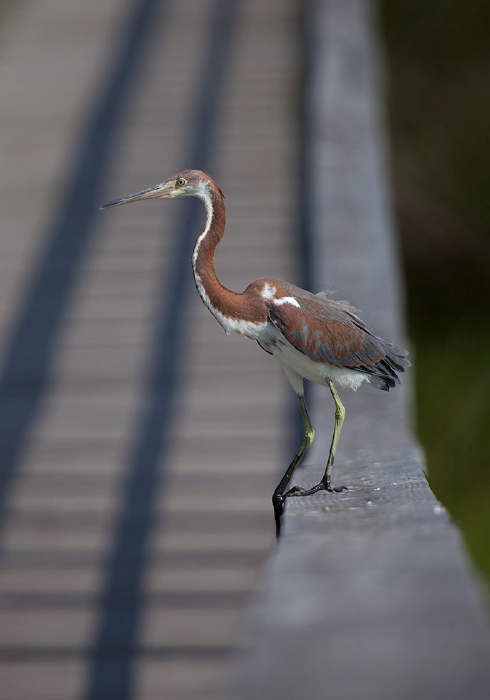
[237, 2, 490, 698]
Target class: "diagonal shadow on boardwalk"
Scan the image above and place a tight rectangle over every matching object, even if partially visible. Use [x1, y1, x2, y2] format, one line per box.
[83, 1, 242, 698]
[0, 0, 241, 696]
[0, 0, 161, 527]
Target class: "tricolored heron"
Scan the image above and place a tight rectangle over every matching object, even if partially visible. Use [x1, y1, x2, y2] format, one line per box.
[101, 169, 410, 534]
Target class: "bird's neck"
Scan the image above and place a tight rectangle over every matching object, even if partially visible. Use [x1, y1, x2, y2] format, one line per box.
[191, 182, 267, 330]
[191, 182, 228, 310]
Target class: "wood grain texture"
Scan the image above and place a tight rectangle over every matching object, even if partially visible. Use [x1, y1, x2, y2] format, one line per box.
[237, 2, 490, 698]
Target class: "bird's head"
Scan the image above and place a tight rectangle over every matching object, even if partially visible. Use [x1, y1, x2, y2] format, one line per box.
[100, 170, 215, 209]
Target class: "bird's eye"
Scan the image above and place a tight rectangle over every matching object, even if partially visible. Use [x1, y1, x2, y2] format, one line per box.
[176, 178, 187, 187]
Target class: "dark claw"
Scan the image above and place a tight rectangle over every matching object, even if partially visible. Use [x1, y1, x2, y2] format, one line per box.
[272, 493, 284, 538]
[273, 484, 348, 536]
[283, 485, 307, 498]
[284, 482, 348, 498]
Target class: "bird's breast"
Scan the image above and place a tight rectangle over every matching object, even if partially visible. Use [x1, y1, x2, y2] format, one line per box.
[224, 316, 271, 339]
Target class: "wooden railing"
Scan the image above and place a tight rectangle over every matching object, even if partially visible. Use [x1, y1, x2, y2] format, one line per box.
[236, 2, 490, 698]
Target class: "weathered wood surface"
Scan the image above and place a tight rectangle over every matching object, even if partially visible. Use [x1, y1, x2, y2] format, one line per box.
[237, 2, 490, 699]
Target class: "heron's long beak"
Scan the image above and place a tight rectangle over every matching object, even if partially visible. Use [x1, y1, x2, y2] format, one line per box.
[100, 181, 174, 209]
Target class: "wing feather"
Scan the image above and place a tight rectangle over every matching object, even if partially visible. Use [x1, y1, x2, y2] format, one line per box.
[267, 292, 410, 387]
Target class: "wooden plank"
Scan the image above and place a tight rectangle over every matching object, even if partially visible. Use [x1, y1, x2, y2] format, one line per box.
[237, 2, 490, 699]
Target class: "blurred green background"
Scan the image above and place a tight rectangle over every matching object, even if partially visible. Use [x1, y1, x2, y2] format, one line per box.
[380, 0, 490, 583]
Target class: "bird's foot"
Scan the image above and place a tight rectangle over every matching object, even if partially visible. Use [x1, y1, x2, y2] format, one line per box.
[283, 482, 347, 498]
[273, 483, 347, 537]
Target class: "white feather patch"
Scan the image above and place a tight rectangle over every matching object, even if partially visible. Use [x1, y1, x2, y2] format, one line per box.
[261, 282, 277, 300]
[273, 296, 300, 308]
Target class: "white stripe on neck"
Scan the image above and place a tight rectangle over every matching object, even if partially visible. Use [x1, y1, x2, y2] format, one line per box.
[191, 182, 214, 269]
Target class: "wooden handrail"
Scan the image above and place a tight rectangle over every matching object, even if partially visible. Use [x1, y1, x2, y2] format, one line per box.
[236, 2, 490, 698]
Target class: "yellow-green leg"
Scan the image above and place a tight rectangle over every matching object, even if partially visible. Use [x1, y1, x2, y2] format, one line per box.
[284, 379, 347, 498]
[272, 393, 315, 535]
[320, 379, 346, 490]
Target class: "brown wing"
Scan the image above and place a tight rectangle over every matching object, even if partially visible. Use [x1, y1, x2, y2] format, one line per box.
[267, 292, 410, 387]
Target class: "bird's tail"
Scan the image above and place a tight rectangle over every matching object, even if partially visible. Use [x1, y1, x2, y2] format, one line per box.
[369, 340, 411, 391]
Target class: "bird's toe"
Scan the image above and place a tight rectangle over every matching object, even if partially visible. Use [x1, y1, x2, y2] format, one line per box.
[283, 485, 308, 498]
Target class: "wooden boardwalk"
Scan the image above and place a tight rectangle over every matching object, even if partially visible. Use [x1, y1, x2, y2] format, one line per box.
[0, 1, 299, 698]
[3, 2, 490, 700]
